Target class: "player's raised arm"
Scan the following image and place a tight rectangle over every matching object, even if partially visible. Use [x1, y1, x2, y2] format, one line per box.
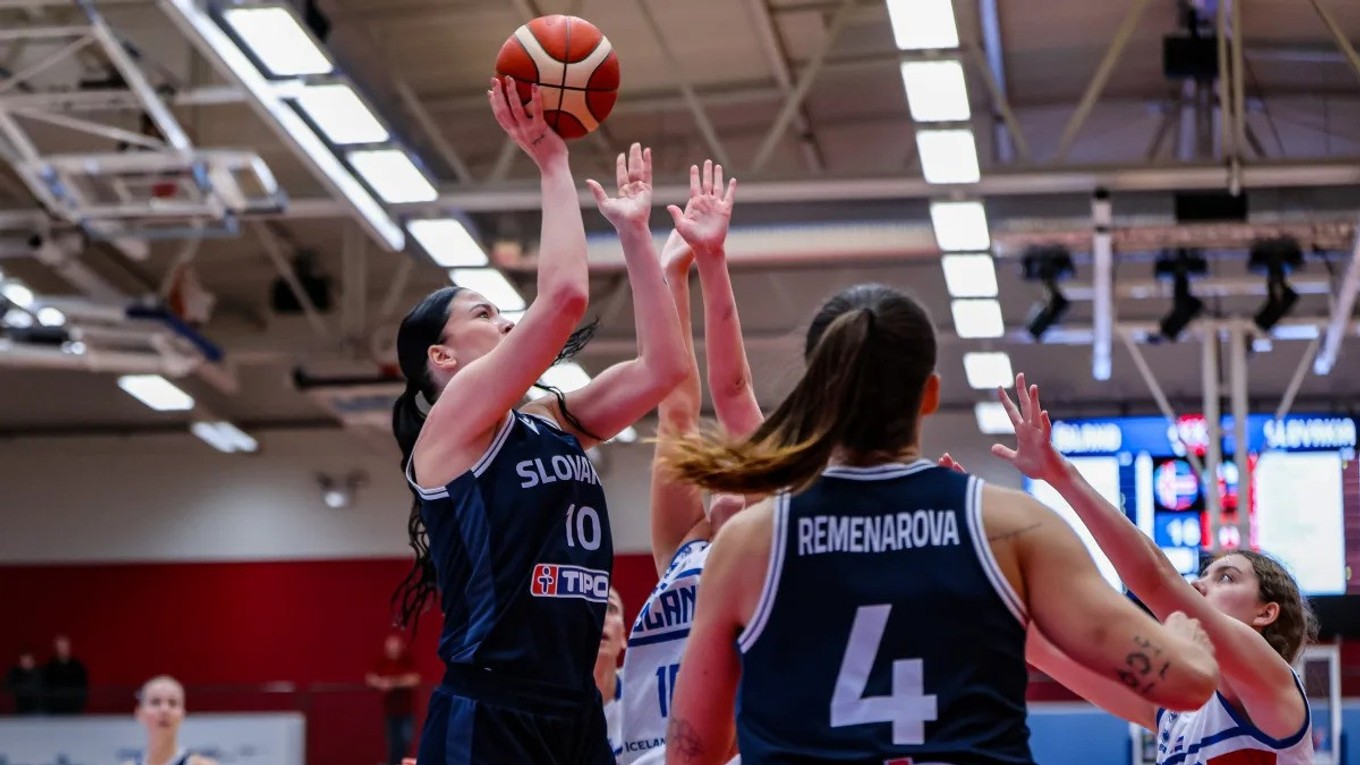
[995, 374, 1308, 739]
[669, 161, 762, 437]
[530, 143, 688, 448]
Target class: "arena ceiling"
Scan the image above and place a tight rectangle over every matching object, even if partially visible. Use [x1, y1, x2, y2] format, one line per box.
[2, 0, 1360, 447]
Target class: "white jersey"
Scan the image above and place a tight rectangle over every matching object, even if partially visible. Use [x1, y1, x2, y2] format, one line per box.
[604, 671, 623, 761]
[619, 539, 710, 764]
[1156, 673, 1313, 765]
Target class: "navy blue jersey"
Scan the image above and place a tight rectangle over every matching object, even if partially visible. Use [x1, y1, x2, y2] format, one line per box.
[406, 410, 613, 694]
[736, 460, 1032, 765]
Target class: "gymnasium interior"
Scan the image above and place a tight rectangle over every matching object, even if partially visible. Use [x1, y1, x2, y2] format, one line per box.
[2, 0, 1360, 763]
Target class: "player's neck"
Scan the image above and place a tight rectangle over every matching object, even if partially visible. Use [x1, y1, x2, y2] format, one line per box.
[145, 737, 179, 765]
[829, 445, 922, 467]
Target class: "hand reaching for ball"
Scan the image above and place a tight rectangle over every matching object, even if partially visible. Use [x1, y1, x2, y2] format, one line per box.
[488, 75, 567, 169]
[587, 143, 653, 229]
[668, 159, 737, 257]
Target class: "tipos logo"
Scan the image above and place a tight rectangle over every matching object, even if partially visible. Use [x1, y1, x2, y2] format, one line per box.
[530, 563, 610, 603]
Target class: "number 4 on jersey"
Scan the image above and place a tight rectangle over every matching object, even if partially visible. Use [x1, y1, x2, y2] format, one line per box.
[830, 604, 938, 745]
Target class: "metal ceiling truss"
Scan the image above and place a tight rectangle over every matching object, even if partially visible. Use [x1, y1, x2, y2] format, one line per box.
[0, 6, 283, 251]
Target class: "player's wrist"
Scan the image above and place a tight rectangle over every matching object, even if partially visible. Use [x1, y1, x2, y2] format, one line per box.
[614, 217, 652, 236]
[1047, 454, 1078, 486]
[535, 151, 571, 175]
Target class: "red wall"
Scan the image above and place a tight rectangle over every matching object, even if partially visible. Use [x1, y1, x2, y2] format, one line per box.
[7, 555, 1347, 762]
[0, 555, 663, 765]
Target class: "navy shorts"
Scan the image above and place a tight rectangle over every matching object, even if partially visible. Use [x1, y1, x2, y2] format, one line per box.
[418, 665, 614, 765]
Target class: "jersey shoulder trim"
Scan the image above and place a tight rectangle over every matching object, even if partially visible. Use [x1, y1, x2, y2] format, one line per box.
[737, 493, 790, 653]
[405, 412, 516, 498]
[1214, 671, 1311, 749]
[964, 475, 1028, 625]
[665, 538, 710, 573]
[520, 409, 563, 431]
[821, 458, 934, 481]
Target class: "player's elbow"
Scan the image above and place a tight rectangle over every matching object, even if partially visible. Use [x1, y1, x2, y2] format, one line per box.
[646, 352, 690, 394]
[542, 282, 589, 322]
[1156, 647, 1220, 712]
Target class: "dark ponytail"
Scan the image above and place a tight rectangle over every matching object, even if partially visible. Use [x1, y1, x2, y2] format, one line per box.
[665, 284, 936, 495]
[390, 287, 462, 629]
[530, 316, 605, 442]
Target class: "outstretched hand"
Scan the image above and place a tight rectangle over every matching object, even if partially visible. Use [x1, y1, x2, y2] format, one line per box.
[667, 159, 736, 256]
[488, 76, 567, 169]
[989, 373, 1067, 484]
[587, 143, 653, 229]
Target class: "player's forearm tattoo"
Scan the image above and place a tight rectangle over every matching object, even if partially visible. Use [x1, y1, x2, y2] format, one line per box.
[1116, 634, 1172, 695]
[667, 717, 705, 763]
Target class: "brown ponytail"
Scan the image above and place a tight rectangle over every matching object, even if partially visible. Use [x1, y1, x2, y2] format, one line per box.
[665, 284, 937, 496]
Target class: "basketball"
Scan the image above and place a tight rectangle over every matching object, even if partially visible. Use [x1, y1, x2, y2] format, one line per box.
[494, 15, 620, 140]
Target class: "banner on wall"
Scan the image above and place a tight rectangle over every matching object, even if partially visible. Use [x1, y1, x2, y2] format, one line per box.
[0, 712, 304, 765]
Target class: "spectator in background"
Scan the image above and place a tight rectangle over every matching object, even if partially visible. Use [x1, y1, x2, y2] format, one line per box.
[596, 588, 627, 761]
[5, 647, 44, 715]
[366, 635, 421, 765]
[43, 634, 88, 714]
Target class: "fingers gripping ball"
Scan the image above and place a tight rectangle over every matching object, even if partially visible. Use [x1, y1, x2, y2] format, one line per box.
[494, 15, 620, 140]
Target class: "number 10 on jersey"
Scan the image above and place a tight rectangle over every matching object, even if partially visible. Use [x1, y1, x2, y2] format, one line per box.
[656, 662, 680, 718]
[565, 504, 602, 550]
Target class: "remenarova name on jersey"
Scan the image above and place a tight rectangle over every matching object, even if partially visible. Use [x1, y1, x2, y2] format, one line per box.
[796, 510, 961, 556]
[515, 454, 601, 489]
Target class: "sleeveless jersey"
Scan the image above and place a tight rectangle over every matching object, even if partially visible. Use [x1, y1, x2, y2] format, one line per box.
[736, 461, 1033, 765]
[1155, 673, 1313, 765]
[406, 410, 613, 694]
[619, 539, 712, 764]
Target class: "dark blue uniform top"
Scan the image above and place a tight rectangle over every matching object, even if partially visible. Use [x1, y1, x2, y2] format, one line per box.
[406, 410, 613, 695]
[735, 460, 1033, 765]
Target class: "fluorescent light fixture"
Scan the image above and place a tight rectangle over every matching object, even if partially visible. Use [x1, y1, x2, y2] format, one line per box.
[2, 281, 34, 309]
[294, 84, 389, 145]
[885, 0, 960, 50]
[449, 268, 525, 312]
[941, 253, 997, 298]
[962, 352, 1014, 389]
[118, 374, 195, 411]
[192, 420, 259, 453]
[1273, 323, 1320, 341]
[36, 307, 65, 327]
[930, 200, 990, 251]
[917, 128, 980, 184]
[900, 60, 971, 122]
[161, 0, 402, 250]
[975, 401, 1015, 434]
[3, 308, 32, 328]
[611, 425, 638, 444]
[408, 219, 488, 268]
[221, 6, 333, 77]
[347, 149, 438, 204]
[951, 299, 1005, 339]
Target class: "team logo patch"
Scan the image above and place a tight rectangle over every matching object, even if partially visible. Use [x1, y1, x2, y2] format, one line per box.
[530, 563, 611, 602]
